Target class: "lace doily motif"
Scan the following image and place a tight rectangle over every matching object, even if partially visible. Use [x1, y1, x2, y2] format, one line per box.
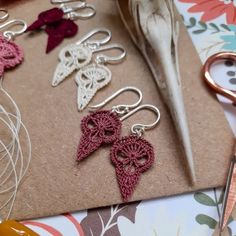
[0, 34, 23, 77]
[52, 44, 92, 86]
[77, 110, 122, 161]
[75, 64, 112, 111]
[111, 135, 154, 201]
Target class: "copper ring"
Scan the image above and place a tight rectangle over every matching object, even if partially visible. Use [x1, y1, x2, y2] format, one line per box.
[203, 51, 236, 103]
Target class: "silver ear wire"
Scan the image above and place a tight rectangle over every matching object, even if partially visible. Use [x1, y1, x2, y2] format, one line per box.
[51, 0, 85, 4]
[0, 9, 9, 22]
[76, 28, 112, 48]
[0, 19, 27, 40]
[94, 43, 127, 65]
[89, 86, 143, 115]
[120, 104, 161, 137]
[63, 3, 96, 20]
[51, 0, 96, 20]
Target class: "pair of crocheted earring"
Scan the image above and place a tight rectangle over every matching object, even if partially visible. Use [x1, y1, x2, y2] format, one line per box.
[52, 28, 126, 111]
[77, 86, 161, 201]
[26, 0, 96, 53]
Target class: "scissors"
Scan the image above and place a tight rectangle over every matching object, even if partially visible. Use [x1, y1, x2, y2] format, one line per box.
[203, 51, 236, 232]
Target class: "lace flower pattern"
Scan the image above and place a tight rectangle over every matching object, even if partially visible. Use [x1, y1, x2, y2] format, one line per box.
[111, 135, 155, 201]
[77, 110, 122, 161]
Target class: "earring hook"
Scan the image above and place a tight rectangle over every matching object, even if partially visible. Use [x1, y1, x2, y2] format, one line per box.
[62, 3, 96, 20]
[0, 9, 9, 22]
[51, 0, 95, 20]
[89, 86, 143, 115]
[51, 0, 85, 3]
[120, 104, 161, 137]
[93, 43, 126, 65]
[76, 28, 111, 48]
[0, 19, 27, 40]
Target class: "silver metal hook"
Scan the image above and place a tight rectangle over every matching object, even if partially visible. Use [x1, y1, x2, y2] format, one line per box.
[63, 3, 96, 20]
[76, 28, 112, 48]
[120, 104, 161, 137]
[51, 0, 85, 3]
[93, 43, 126, 65]
[89, 86, 143, 115]
[0, 9, 9, 22]
[0, 19, 27, 40]
[51, 0, 95, 20]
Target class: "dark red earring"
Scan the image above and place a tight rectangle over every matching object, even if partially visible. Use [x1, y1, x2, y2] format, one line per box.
[76, 87, 143, 161]
[44, 18, 78, 53]
[26, 2, 96, 53]
[77, 110, 122, 161]
[111, 135, 155, 201]
[26, 7, 78, 53]
[110, 104, 160, 201]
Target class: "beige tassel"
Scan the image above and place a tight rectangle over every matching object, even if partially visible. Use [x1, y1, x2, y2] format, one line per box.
[117, 0, 196, 184]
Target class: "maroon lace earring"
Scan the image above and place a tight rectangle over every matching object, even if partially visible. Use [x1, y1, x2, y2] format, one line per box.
[0, 13, 27, 77]
[77, 86, 143, 162]
[26, 0, 96, 53]
[110, 104, 160, 201]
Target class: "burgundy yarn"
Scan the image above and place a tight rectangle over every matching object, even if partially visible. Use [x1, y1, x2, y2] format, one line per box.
[77, 110, 122, 161]
[111, 135, 155, 201]
[26, 8, 64, 31]
[45, 19, 78, 53]
[0, 33, 23, 77]
[26, 8, 78, 53]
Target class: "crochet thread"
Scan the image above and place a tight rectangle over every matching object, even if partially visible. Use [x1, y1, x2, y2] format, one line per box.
[111, 135, 154, 201]
[77, 110, 122, 161]
[0, 33, 23, 77]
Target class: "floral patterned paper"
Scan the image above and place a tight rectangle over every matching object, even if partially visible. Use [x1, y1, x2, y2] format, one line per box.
[23, 1, 236, 235]
[179, 0, 236, 24]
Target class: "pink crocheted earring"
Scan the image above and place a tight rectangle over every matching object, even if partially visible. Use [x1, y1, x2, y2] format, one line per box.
[77, 86, 143, 162]
[110, 104, 160, 201]
[0, 15, 27, 77]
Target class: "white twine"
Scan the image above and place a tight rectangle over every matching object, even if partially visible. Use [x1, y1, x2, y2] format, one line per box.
[0, 77, 31, 220]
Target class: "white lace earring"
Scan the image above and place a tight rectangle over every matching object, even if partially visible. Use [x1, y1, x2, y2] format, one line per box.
[52, 27, 112, 86]
[75, 44, 126, 111]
